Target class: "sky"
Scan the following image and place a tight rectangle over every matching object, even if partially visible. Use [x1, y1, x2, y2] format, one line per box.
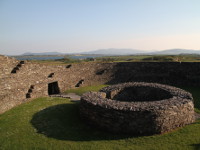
[0, 0, 200, 55]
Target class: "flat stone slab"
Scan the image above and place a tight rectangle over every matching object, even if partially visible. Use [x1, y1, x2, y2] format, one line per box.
[66, 93, 81, 101]
[50, 93, 80, 101]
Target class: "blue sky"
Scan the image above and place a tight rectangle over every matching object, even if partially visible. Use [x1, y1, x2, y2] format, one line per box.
[0, 0, 200, 55]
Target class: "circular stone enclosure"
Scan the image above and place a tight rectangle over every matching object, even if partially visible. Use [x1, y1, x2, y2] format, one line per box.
[106, 86, 172, 102]
[80, 82, 195, 135]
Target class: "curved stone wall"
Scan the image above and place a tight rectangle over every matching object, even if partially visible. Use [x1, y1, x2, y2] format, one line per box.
[100, 83, 173, 102]
[1, 55, 200, 114]
[0, 55, 19, 78]
[108, 62, 200, 86]
[80, 82, 195, 135]
[0, 59, 114, 114]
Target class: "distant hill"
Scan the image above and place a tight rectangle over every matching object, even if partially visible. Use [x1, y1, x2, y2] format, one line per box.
[82, 48, 145, 55]
[150, 49, 200, 55]
[22, 52, 63, 56]
[81, 48, 200, 55]
[19, 49, 200, 56]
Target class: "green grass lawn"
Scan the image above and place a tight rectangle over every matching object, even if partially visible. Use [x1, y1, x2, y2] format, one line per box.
[0, 86, 200, 150]
[64, 84, 108, 96]
[181, 87, 200, 113]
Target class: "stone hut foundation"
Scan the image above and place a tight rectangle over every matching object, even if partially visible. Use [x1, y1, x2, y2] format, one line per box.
[80, 82, 195, 135]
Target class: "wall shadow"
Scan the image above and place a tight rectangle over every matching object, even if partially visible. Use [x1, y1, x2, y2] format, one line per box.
[105, 62, 200, 87]
[30, 102, 133, 141]
[191, 144, 200, 150]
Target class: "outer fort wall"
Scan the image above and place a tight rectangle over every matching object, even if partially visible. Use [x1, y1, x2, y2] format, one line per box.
[1, 55, 200, 114]
[0, 58, 114, 114]
[0, 55, 19, 78]
[108, 62, 200, 86]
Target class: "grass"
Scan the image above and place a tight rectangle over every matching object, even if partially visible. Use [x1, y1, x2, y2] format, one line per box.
[0, 85, 200, 150]
[64, 84, 108, 95]
[30, 59, 68, 65]
[181, 87, 200, 113]
[96, 54, 200, 62]
[16, 54, 200, 65]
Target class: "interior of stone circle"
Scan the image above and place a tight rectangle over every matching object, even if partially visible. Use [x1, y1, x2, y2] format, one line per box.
[109, 86, 173, 102]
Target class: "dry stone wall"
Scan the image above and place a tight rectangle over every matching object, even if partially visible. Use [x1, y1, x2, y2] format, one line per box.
[109, 62, 200, 86]
[80, 83, 195, 135]
[0, 55, 19, 78]
[0, 58, 114, 114]
[1, 56, 200, 114]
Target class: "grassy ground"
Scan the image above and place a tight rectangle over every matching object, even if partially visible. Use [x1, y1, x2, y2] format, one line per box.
[64, 85, 108, 95]
[17, 54, 200, 65]
[181, 87, 200, 113]
[0, 86, 200, 150]
[96, 55, 200, 62]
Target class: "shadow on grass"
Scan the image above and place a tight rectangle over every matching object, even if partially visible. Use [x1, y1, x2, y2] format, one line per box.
[30, 102, 132, 141]
[191, 144, 200, 150]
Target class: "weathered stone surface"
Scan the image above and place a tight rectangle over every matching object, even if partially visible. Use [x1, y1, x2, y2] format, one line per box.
[80, 82, 195, 135]
[0, 56, 114, 114]
[0, 55, 19, 78]
[1, 55, 200, 114]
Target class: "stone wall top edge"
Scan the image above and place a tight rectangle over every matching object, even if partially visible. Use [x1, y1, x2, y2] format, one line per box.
[81, 82, 193, 111]
[81, 91, 192, 112]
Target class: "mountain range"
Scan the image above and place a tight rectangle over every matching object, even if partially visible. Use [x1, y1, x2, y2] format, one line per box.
[21, 49, 200, 56]
[22, 52, 63, 56]
[81, 48, 145, 55]
[148, 49, 200, 55]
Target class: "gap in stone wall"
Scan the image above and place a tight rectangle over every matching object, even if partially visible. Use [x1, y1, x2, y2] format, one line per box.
[75, 79, 84, 87]
[26, 93, 31, 98]
[48, 81, 60, 95]
[96, 69, 107, 75]
[48, 73, 54, 78]
[66, 64, 72, 68]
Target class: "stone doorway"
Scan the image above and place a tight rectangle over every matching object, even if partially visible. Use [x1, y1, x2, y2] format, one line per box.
[48, 82, 60, 95]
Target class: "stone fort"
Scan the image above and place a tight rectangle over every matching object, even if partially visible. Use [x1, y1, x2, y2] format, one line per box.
[0, 54, 200, 114]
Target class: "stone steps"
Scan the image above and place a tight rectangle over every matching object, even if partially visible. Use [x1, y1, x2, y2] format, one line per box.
[11, 61, 25, 73]
[26, 85, 35, 98]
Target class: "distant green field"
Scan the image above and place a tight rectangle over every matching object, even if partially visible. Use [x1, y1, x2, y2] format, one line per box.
[15, 54, 200, 65]
[0, 85, 200, 150]
[96, 54, 200, 62]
